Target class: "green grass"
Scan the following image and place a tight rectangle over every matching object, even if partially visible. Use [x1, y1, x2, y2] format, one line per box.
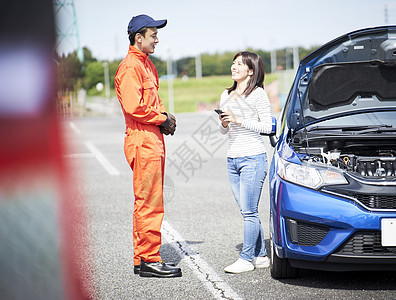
[158, 74, 277, 113]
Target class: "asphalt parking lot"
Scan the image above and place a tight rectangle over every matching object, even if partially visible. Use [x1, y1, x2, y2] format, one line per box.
[65, 112, 396, 299]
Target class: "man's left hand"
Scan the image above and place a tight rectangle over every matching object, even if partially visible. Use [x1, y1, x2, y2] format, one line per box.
[159, 113, 176, 135]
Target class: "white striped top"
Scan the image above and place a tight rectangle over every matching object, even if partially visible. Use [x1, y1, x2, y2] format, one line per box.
[219, 87, 273, 158]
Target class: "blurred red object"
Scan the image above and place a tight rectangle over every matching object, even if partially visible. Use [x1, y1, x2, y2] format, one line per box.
[0, 1, 91, 299]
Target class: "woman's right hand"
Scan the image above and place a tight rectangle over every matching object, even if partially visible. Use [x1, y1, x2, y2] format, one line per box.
[219, 113, 230, 128]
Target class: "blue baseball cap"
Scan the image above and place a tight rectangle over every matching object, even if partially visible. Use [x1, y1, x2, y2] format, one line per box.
[127, 14, 167, 34]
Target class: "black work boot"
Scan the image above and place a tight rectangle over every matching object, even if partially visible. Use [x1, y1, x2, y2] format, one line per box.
[134, 262, 176, 274]
[139, 259, 182, 278]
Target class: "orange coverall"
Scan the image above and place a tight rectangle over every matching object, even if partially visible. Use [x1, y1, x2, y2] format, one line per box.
[114, 45, 168, 265]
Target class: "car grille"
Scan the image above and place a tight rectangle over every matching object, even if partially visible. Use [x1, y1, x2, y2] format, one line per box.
[334, 231, 396, 256]
[354, 194, 396, 210]
[287, 219, 329, 246]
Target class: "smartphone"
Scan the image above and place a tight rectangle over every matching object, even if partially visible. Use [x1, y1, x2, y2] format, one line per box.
[214, 109, 223, 115]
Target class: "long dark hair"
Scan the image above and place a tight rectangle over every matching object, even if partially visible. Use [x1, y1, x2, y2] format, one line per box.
[227, 51, 265, 97]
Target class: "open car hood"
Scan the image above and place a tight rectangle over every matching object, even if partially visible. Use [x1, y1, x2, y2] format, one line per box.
[309, 60, 396, 111]
[288, 26, 396, 130]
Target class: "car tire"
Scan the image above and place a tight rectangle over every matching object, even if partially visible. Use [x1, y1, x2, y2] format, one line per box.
[270, 235, 299, 279]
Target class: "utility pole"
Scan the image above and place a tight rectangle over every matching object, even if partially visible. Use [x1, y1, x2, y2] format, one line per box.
[54, 0, 84, 62]
[271, 50, 277, 73]
[195, 54, 202, 79]
[286, 48, 292, 70]
[167, 50, 174, 114]
[293, 47, 299, 71]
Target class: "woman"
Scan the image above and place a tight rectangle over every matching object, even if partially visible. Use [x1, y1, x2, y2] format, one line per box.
[219, 51, 273, 274]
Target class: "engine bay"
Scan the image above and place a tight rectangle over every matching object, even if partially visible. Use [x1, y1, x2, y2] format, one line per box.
[291, 137, 396, 178]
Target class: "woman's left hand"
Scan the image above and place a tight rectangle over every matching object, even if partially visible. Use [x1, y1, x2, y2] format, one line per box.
[222, 111, 242, 126]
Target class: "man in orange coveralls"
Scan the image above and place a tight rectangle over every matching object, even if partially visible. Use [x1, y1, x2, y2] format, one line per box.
[114, 14, 181, 278]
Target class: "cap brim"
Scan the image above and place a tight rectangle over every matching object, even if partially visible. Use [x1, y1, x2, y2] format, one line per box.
[147, 19, 167, 29]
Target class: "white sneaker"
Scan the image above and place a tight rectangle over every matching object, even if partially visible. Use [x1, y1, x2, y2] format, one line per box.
[224, 258, 254, 273]
[252, 256, 270, 268]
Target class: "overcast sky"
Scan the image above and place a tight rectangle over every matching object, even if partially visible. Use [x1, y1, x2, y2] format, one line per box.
[56, 0, 396, 61]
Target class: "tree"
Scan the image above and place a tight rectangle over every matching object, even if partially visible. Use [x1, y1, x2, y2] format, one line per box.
[56, 45, 321, 97]
[201, 52, 235, 76]
[56, 51, 83, 93]
[176, 57, 195, 77]
[82, 47, 97, 64]
[108, 60, 121, 89]
[83, 61, 105, 91]
[253, 49, 271, 73]
[150, 55, 166, 76]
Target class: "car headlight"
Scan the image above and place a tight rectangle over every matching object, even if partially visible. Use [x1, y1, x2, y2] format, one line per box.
[277, 158, 348, 189]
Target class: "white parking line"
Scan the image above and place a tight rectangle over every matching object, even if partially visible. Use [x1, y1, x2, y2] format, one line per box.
[85, 141, 120, 176]
[69, 121, 81, 135]
[162, 220, 243, 300]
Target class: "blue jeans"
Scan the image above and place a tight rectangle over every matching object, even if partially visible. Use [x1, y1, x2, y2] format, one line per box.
[227, 153, 268, 261]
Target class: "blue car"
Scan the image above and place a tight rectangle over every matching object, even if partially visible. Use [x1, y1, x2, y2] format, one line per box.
[269, 25, 396, 279]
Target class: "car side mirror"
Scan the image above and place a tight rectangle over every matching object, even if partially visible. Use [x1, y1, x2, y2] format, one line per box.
[260, 117, 278, 147]
[269, 117, 278, 147]
[269, 135, 277, 147]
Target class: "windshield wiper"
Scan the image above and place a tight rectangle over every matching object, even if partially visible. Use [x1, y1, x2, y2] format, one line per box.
[357, 126, 396, 134]
[307, 124, 393, 132]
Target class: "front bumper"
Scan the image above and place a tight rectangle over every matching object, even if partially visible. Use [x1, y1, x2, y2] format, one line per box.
[270, 177, 396, 270]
